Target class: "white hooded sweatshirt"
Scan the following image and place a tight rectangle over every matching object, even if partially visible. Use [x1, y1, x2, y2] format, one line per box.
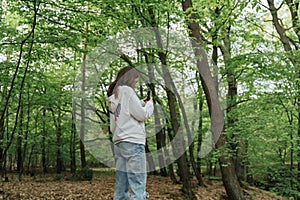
[108, 85, 154, 145]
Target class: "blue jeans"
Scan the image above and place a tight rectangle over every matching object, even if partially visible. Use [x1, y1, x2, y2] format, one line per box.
[113, 142, 147, 200]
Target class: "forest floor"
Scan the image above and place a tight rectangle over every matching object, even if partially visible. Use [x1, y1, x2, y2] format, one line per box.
[0, 168, 286, 200]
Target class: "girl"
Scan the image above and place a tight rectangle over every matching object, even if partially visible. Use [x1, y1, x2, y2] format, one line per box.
[107, 66, 153, 200]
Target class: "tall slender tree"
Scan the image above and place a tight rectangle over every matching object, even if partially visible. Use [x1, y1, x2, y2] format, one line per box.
[182, 0, 244, 199]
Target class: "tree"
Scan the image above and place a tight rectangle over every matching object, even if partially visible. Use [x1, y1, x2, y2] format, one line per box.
[182, 0, 244, 199]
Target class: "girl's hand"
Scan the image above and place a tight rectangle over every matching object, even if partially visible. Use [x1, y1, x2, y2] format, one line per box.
[143, 97, 153, 103]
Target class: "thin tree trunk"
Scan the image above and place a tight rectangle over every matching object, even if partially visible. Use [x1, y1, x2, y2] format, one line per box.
[0, 115, 4, 176]
[195, 72, 204, 173]
[80, 22, 88, 169]
[144, 52, 167, 176]
[70, 51, 77, 174]
[160, 52, 193, 196]
[137, 77, 156, 173]
[70, 107, 77, 174]
[195, 72, 205, 185]
[0, 54, 8, 176]
[157, 112, 178, 183]
[171, 64, 204, 187]
[27, 144, 35, 176]
[221, 26, 247, 183]
[145, 142, 156, 174]
[42, 107, 47, 173]
[3, 109, 9, 179]
[146, 8, 194, 196]
[23, 87, 30, 175]
[168, 69, 205, 188]
[56, 81, 63, 174]
[156, 43, 194, 197]
[17, 100, 23, 181]
[1, 0, 38, 176]
[154, 96, 178, 183]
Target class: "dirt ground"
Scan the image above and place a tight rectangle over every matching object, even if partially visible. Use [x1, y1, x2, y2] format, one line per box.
[0, 170, 286, 200]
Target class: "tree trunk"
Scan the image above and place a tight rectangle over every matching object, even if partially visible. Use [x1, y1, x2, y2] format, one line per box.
[1, 0, 38, 179]
[80, 22, 88, 169]
[164, 119, 179, 184]
[50, 105, 62, 174]
[137, 81, 156, 173]
[221, 26, 247, 183]
[182, 0, 244, 199]
[56, 139, 62, 174]
[0, 111, 4, 176]
[155, 41, 194, 197]
[42, 107, 47, 173]
[219, 155, 244, 198]
[70, 52, 77, 174]
[17, 100, 23, 180]
[27, 145, 35, 175]
[56, 81, 63, 174]
[171, 62, 204, 187]
[144, 52, 168, 176]
[79, 7, 92, 169]
[195, 72, 204, 174]
[146, 6, 193, 196]
[23, 88, 30, 175]
[160, 55, 193, 196]
[70, 107, 77, 174]
[145, 142, 156, 174]
[0, 54, 8, 175]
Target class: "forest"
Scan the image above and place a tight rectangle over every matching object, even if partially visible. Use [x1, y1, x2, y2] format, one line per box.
[0, 0, 300, 199]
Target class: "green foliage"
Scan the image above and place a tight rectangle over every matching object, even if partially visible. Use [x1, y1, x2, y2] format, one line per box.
[0, 0, 299, 198]
[53, 174, 64, 181]
[255, 164, 300, 198]
[73, 167, 94, 181]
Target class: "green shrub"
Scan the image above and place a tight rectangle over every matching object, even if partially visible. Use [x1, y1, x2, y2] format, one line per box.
[265, 164, 299, 199]
[74, 167, 94, 181]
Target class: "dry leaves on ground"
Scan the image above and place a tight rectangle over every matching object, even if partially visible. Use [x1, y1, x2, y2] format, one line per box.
[0, 170, 287, 200]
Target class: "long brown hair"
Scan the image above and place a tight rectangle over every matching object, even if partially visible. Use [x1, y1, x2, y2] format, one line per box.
[107, 66, 139, 98]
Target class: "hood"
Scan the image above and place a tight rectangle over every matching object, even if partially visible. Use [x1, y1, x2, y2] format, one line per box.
[108, 94, 119, 112]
